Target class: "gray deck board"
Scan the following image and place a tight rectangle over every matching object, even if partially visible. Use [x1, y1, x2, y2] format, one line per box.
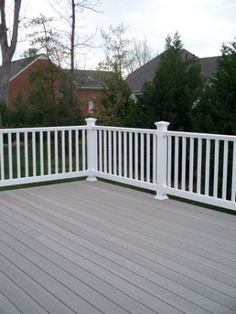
[0, 291, 22, 314]
[0, 180, 236, 313]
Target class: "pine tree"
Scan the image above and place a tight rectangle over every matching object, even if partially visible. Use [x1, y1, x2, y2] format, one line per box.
[193, 40, 236, 134]
[132, 33, 204, 130]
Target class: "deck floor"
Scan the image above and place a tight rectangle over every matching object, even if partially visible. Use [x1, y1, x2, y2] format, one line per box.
[0, 180, 236, 313]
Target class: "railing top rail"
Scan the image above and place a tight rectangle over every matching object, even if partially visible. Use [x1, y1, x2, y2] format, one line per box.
[0, 123, 235, 141]
[96, 125, 156, 134]
[166, 130, 236, 141]
[0, 125, 87, 134]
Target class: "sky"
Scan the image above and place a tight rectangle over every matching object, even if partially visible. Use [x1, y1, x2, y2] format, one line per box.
[13, 0, 236, 69]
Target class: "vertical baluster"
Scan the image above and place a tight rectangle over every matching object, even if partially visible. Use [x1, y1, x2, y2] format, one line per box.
[196, 138, 202, 194]
[123, 132, 128, 178]
[47, 131, 51, 175]
[189, 137, 194, 192]
[129, 132, 133, 179]
[104, 130, 107, 173]
[16, 132, 21, 178]
[152, 134, 157, 184]
[0, 132, 4, 180]
[24, 132, 29, 178]
[8, 133, 13, 179]
[40, 131, 44, 176]
[113, 131, 117, 175]
[124, 132, 127, 178]
[75, 129, 79, 171]
[82, 129, 86, 171]
[174, 136, 179, 189]
[108, 130, 112, 174]
[222, 140, 228, 200]
[140, 133, 144, 181]
[135, 132, 138, 180]
[61, 130, 65, 173]
[32, 132, 36, 177]
[167, 136, 172, 187]
[181, 137, 186, 190]
[213, 140, 219, 198]
[69, 130, 72, 172]
[231, 141, 236, 201]
[146, 133, 150, 183]
[54, 131, 58, 174]
[118, 131, 122, 176]
[98, 130, 102, 172]
[204, 139, 210, 196]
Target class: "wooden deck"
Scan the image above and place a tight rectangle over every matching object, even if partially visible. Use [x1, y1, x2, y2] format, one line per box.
[0, 180, 236, 314]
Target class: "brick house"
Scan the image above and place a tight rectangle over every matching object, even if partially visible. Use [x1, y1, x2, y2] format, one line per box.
[2, 55, 111, 117]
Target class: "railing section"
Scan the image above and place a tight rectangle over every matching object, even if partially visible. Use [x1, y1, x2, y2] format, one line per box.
[95, 126, 158, 191]
[166, 131, 236, 210]
[0, 126, 88, 186]
[0, 120, 235, 210]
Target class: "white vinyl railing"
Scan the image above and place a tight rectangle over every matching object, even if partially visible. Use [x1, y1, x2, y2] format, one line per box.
[0, 118, 235, 210]
[0, 126, 88, 186]
[165, 131, 236, 210]
[95, 126, 158, 190]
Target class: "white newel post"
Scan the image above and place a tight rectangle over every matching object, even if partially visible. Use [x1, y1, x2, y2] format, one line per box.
[155, 121, 169, 200]
[85, 118, 97, 181]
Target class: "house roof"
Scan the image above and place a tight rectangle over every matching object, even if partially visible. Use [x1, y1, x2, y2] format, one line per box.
[0, 55, 112, 89]
[126, 50, 220, 92]
[0, 55, 43, 81]
[73, 70, 113, 89]
[199, 56, 219, 79]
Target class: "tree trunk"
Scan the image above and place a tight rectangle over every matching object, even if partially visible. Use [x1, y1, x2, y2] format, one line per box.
[71, 0, 75, 79]
[69, 0, 76, 106]
[0, 0, 22, 104]
[0, 55, 10, 103]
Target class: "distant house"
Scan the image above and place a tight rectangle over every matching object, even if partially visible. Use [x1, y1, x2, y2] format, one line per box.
[1, 55, 111, 117]
[126, 49, 220, 96]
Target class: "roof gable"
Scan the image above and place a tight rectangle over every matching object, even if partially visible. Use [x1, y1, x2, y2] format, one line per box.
[9, 55, 49, 81]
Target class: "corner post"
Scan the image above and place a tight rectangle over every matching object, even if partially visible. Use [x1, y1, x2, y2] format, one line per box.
[85, 118, 97, 182]
[155, 121, 170, 200]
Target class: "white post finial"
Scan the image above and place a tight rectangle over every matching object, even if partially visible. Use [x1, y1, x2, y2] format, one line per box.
[155, 121, 170, 131]
[155, 120, 170, 200]
[85, 118, 97, 181]
[85, 117, 97, 128]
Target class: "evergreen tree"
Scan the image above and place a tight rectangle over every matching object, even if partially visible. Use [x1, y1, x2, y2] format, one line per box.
[96, 67, 133, 126]
[193, 40, 236, 134]
[129, 33, 204, 130]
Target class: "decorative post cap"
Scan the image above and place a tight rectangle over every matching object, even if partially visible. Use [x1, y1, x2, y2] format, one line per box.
[154, 121, 170, 131]
[85, 118, 97, 127]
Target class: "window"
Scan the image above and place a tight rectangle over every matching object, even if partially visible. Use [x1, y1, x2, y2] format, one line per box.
[88, 99, 95, 113]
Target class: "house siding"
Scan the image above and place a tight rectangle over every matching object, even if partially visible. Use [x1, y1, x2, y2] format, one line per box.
[8, 58, 106, 118]
[76, 89, 104, 117]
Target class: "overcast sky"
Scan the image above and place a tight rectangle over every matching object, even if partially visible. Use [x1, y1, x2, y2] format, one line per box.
[15, 0, 236, 68]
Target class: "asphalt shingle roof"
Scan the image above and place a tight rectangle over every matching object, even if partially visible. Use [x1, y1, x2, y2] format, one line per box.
[73, 70, 112, 88]
[0, 56, 112, 89]
[126, 50, 220, 92]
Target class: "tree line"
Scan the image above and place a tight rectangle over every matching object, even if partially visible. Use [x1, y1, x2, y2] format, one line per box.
[0, 0, 235, 135]
[97, 32, 236, 135]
